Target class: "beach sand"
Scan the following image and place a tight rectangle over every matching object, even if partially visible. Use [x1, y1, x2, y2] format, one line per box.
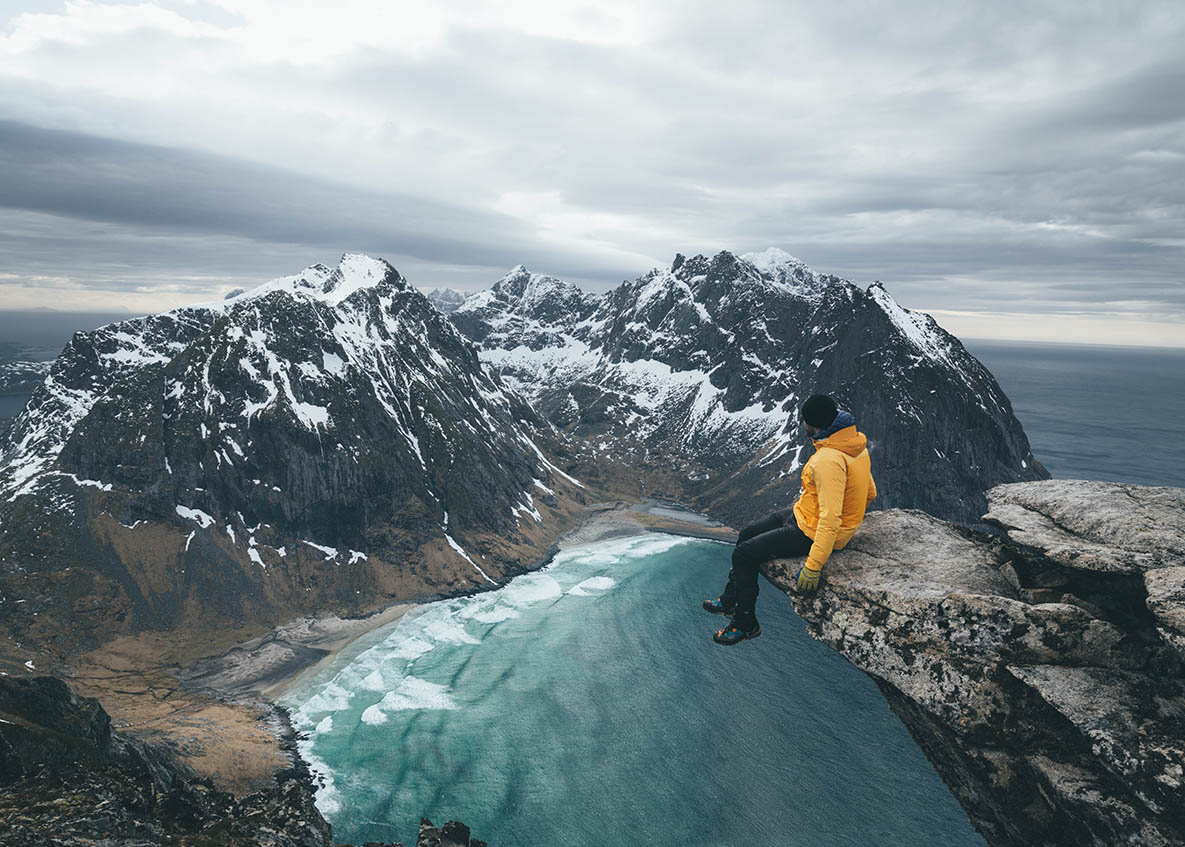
[68, 501, 735, 794]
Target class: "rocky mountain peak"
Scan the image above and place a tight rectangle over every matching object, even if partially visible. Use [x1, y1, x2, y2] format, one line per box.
[634, 248, 837, 308]
[424, 287, 468, 313]
[319, 252, 407, 302]
[743, 245, 807, 269]
[448, 247, 1046, 525]
[740, 246, 839, 297]
[489, 265, 585, 309]
[216, 253, 406, 311]
[0, 252, 588, 655]
[452, 265, 599, 336]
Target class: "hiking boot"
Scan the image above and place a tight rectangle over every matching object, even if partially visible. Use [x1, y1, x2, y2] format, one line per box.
[702, 596, 736, 616]
[713, 618, 761, 646]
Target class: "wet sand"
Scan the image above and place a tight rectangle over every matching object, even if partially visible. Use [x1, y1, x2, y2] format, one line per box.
[178, 601, 418, 702]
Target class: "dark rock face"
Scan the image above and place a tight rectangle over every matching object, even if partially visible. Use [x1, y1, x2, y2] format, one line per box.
[0, 254, 585, 655]
[762, 480, 1185, 847]
[449, 248, 1046, 527]
[414, 817, 487, 847]
[0, 674, 333, 846]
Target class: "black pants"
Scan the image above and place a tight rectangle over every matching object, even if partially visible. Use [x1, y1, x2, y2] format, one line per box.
[721, 508, 813, 623]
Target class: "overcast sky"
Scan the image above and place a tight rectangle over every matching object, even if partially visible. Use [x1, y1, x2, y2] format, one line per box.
[1, 1, 1183, 346]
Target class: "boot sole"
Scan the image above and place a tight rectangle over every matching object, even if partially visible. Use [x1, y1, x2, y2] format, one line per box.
[703, 605, 736, 616]
[713, 626, 761, 645]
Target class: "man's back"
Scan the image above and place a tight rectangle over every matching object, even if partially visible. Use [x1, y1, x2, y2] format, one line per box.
[793, 416, 877, 567]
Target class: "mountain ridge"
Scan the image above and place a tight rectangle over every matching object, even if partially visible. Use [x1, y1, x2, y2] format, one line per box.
[0, 253, 590, 661]
[446, 247, 1047, 527]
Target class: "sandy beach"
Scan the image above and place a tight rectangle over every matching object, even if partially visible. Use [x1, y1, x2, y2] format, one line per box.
[52, 499, 737, 795]
[177, 500, 736, 705]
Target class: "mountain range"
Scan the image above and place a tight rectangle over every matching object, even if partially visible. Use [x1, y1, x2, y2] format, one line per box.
[0, 254, 586, 658]
[0, 248, 1046, 661]
[446, 247, 1046, 528]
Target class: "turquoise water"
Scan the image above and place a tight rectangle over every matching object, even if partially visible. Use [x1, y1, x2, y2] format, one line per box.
[280, 534, 985, 846]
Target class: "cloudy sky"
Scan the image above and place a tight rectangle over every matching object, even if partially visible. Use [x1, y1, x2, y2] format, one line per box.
[1, 1, 1183, 346]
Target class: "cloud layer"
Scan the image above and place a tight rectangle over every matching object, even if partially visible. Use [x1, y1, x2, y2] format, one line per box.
[1, 1, 1182, 344]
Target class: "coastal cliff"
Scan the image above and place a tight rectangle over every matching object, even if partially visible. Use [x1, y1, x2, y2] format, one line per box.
[0, 674, 486, 846]
[0, 674, 331, 846]
[763, 480, 1185, 847]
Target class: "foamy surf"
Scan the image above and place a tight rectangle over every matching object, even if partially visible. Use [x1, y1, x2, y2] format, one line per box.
[288, 534, 698, 731]
[568, 576, 616, 595]
[282, 532, 705, 830]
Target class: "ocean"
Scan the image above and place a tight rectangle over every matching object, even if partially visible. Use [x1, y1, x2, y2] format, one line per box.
[964, 339, 1185, 488]
[280, 534, 985, 847]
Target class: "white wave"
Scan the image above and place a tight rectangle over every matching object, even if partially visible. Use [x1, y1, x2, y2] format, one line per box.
[553, 532, 692, 567]
[420, 615, 481, 645]
[314, 715, 333, 734]
[299, 743, 341, 816]
[361, 704, 388, 725]
[472, 605, 520, 623]
[359, 669, 386, 691]
[502, 573, 563, 606]
[299, 682, 354, 718]
[612, 534, 692, 558]
[390, 636, 435, 658]
[358, 676, 459, 725]
[570, 551, 620, 566]
[569, 576, 616, 596]
[376, 676, 459, 712]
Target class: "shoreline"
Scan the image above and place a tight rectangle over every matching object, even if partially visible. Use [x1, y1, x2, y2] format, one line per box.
[178, 500, 736, 706]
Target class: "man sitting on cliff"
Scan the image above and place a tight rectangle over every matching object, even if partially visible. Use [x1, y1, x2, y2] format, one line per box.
[704, 394, 877, 645]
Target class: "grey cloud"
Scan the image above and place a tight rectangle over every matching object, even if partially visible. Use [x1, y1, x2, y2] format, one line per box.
[0, 120, 519, 263]
[1, 0, 1183, 337]
[0, 119, 649, 287]
[1030, 60, 1185, 134]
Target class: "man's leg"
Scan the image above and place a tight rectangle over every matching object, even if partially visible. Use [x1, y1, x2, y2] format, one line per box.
[729, 520, 814, 627]
[719, 509, 796, 607]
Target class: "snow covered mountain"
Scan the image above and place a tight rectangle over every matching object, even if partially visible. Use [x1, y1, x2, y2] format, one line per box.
[423, 287, 468, 313]
[0, 254, 586, 652]
[449, 248, 1048, 525]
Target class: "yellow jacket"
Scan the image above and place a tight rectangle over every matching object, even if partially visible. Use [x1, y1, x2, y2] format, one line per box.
[792, 423, 877, 570]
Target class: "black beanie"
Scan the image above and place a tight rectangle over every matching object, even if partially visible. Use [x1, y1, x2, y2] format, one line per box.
[802, 394, 838, 428]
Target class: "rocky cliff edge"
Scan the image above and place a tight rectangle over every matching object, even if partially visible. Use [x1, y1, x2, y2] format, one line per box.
[0, 674, 488, 846]
[763, 480, 1185, 847]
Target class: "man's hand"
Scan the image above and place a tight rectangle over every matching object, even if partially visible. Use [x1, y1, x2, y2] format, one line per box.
[794, 563, 821, 593]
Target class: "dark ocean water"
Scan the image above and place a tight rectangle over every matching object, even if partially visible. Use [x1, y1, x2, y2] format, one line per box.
[963, 339, 1185, 488]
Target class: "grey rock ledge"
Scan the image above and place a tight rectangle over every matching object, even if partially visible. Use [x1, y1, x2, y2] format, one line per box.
[762, 480, 1185, 847]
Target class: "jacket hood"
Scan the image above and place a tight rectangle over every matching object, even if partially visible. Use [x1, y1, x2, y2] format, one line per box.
[812, 409, 867, 456]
